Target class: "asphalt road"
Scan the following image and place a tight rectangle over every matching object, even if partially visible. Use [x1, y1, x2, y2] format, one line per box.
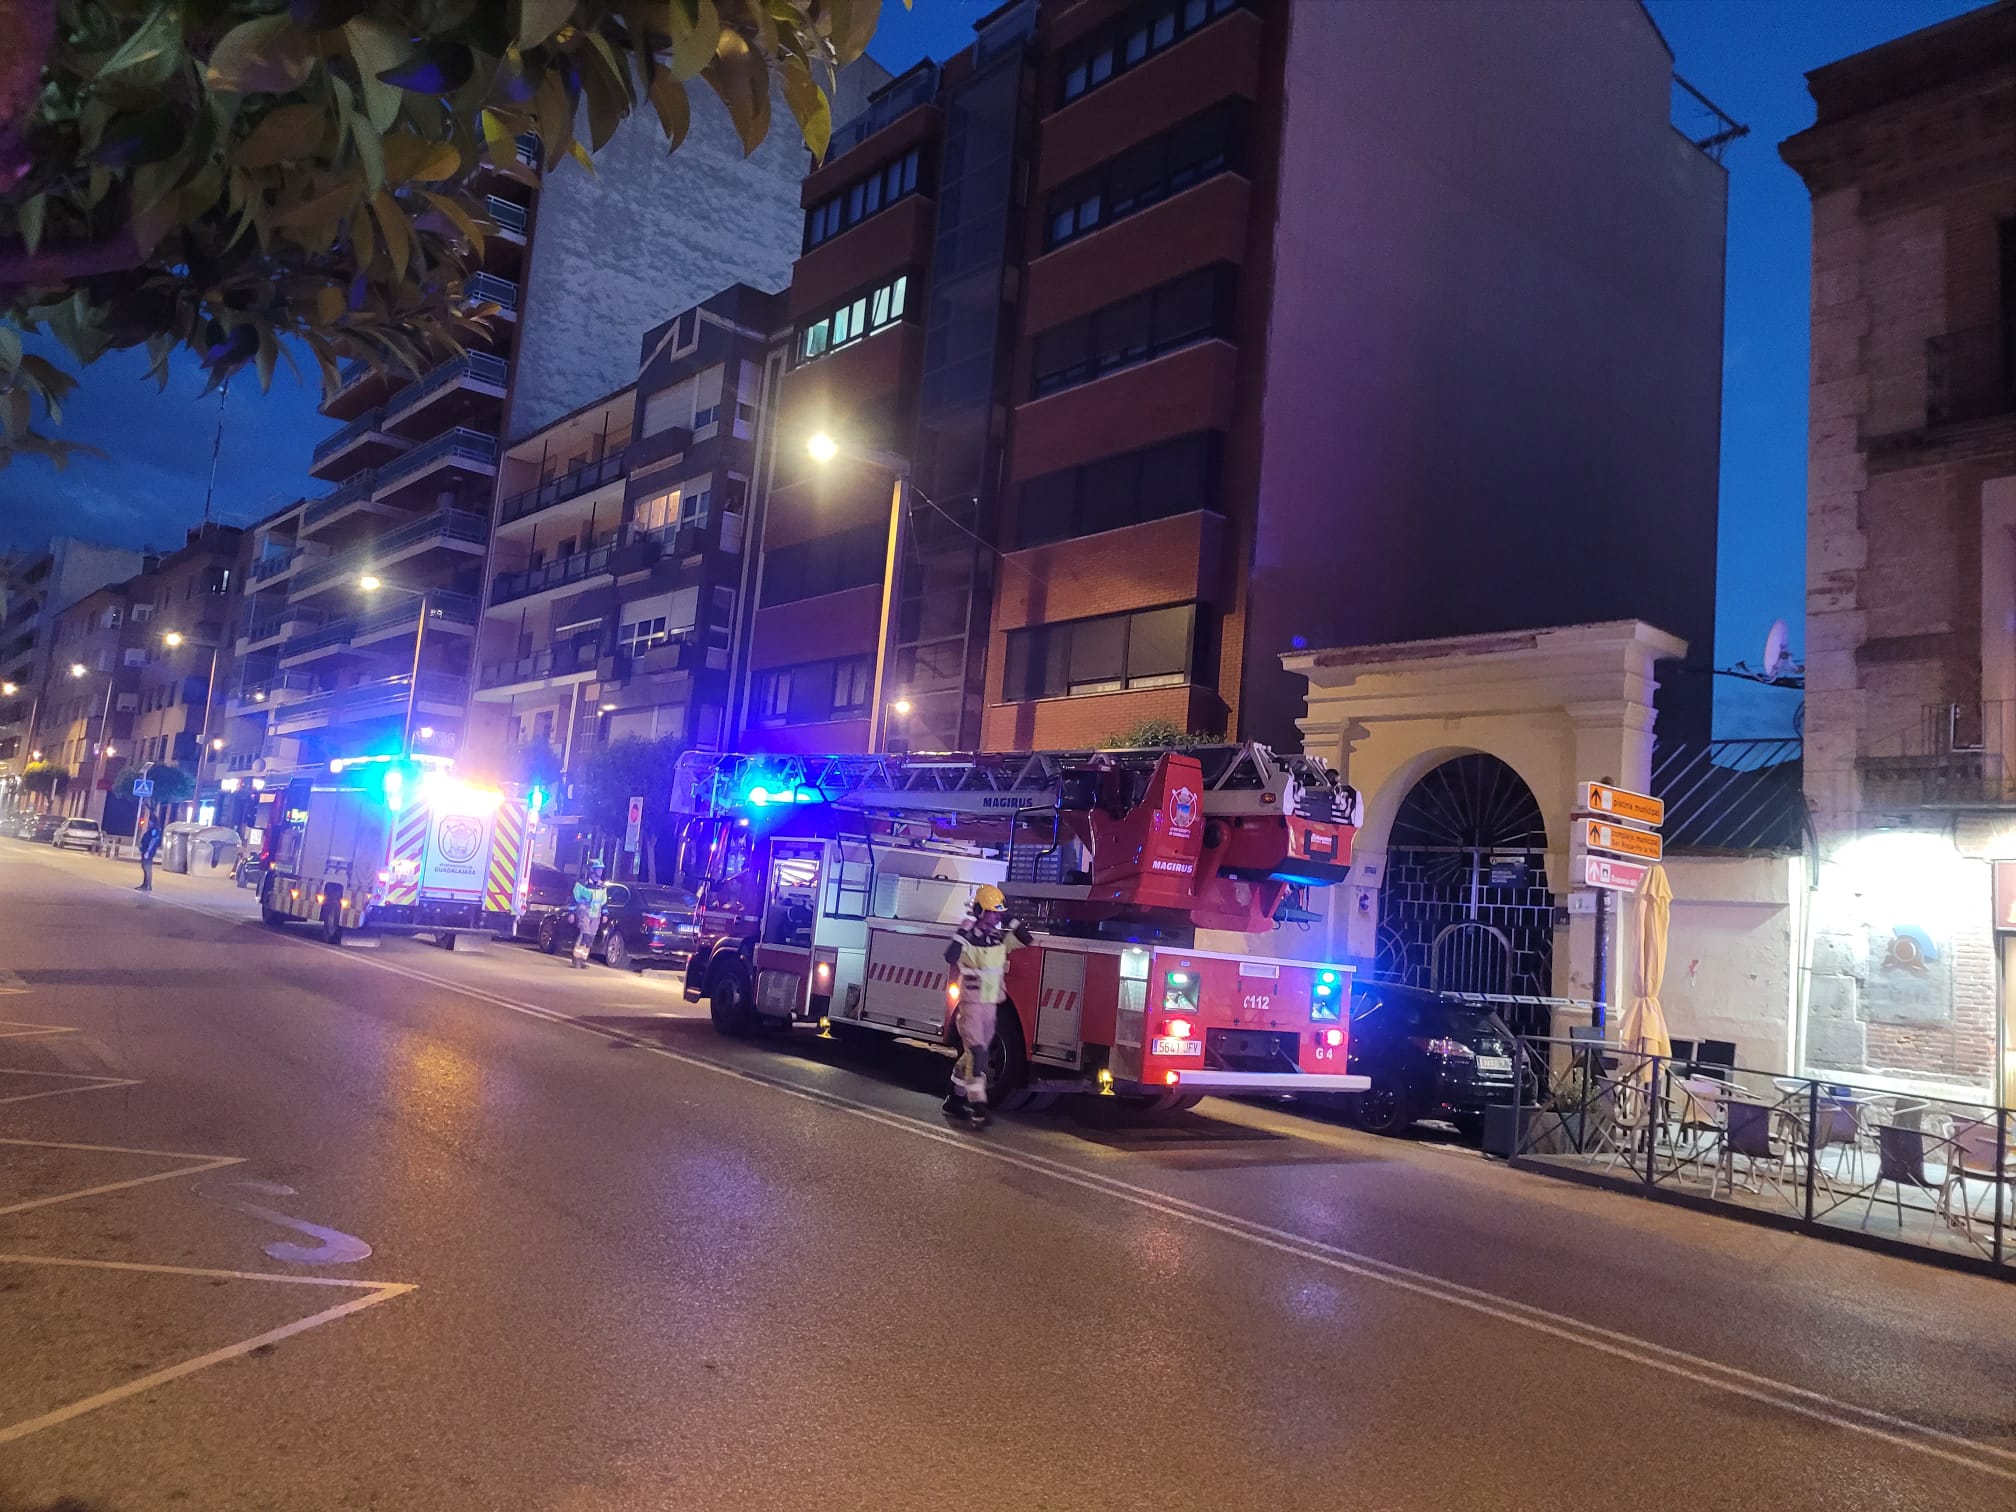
[1, 838, 2013, 1512]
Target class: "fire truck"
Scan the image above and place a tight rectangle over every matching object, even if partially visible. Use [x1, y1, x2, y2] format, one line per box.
[255, 757, 537, 946]
[675, 744, 1370, 1111]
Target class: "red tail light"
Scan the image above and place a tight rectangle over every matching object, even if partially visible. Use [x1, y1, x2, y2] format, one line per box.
[643, 912, 669, 929]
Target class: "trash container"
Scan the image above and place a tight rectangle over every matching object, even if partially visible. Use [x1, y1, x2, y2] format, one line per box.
[162, 821, 199, 874]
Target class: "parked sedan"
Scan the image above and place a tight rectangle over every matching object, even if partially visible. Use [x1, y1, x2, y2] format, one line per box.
[52, 817, 102, 852]
[505, 863, 576, 943]
[4, 811, 40, 838]
[25, 814, 63, 843]
[536, 882, 702, 972]
[1324, 980, 1532, 1137]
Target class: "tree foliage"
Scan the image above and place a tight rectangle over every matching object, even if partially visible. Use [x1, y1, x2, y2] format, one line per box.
[571, 732, 680, 878]
[1097, 718, 1226, 751]
[116, 759, 193, 802]
[20, 758, 70, 797]
[0, 0, 889, 463]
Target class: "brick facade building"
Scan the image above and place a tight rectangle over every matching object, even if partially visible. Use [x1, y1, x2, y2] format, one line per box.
[1782, 0, 2016, 1100]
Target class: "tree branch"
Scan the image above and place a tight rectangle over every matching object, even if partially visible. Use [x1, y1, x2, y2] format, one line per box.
[0, 230, 146, 291]
[0, 0, 57, 189]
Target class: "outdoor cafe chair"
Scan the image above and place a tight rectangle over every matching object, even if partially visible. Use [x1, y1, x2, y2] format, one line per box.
[1597, 1072, 1659, 1175]
[1665, 1073, 1731, 1181]
[1939, 1119, 2015, 1245]
[1859, 1123, 1946, 1233]
[1711, 1099, 1798, 1209]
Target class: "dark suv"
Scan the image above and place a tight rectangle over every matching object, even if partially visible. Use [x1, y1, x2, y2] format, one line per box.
[1330, 981, 1527, 1137]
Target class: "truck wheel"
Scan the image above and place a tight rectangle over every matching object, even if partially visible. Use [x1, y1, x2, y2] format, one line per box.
[319, 900, 345, 946]
[825, 1019, 878, 1051]
[708, 972, 755, 1037]
[986, 1006, 1033, 1111]
[260, 879, 288, 929]
[603, 931, 632, 972]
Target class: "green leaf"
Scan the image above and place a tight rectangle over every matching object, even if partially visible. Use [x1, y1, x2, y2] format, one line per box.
[342, 17, 413, 132]
[271, 180, 357, 231]
[98, 6, 186, 87]
[370, 192, 411, 281]
[420, 189, 487, 253]
[0, 327, 21, 370]
[383, 134, 462, 183]
[534, 68, 574, 170]
[646, 67, 690, 151]
[236, 103, 329, 168]
[208, 16, 318, 95]
[18, 196, 46, 255]
[517, 0, 575, 48]
[779, 56, 829, 161]
[579, 47, 627, 152]
[826, 0, 883, 66]
[667, 0, 720, 82]
[701, 30, 769, 157]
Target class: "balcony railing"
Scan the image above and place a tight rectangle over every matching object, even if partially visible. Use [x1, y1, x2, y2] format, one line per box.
[498, 449, 629, 525]
[1863, 701, 2016, 807]
[305, 468, 380, 525]
[311, 406, 396, 467]
[276, 671, 471, 725]
[234, 672, 318, 707]
[243, 606, 325, 645]
[465, 272, 519, 314]
[280, 619, 356, 659]
[489, 541, 618, 605]
[1928, 323, 2016, 427]
[247, 551, 297, 583]
[478, 637, 602, 690]
[485, 195, 528, 235]
[293, 508, 490, 593]
[383, 352, 509, 425]
[373, 426, 497, 494]
[353, 590, 480, 639]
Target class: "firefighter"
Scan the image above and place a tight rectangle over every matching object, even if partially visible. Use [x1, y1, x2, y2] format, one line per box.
[570, 859, 608, 969]
[941, 883, 1032, 1128]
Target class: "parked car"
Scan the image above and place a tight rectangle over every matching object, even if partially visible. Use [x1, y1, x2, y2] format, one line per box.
[505, 863, 576, 942]
[1323, 980, 1532, 1138]
[5, 811, 40, 838]
[536, 881, 702, 971]
[52, 817, 102, 852]
[26, 814, 64, 844]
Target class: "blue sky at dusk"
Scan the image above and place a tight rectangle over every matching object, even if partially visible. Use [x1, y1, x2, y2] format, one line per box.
[0, 0, 1983, 736]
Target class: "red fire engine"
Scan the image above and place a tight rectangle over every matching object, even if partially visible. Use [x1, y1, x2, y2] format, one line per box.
[675, 744, 1369, 1110]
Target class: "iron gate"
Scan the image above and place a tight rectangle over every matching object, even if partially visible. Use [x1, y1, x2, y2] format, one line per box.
[1374, 754, 1557, 1037]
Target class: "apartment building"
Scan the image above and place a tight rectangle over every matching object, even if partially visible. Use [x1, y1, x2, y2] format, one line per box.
[743, 0, 1729, 756]
[465, 285, 784, 781]
[121, 524, 244, 806]
[0, 536, 145, 774]
[41, 582, 136, 820]
[1781, 0, 2016, 1102]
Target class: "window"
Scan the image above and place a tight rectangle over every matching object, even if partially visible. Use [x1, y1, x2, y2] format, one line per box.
[131, 602, 153, 622]
[804, 147, 926, 251]
[1002, 605, 1197, 702]
[797, 274, 912, 364]
[1057, 0, 1243, 107]
[692, 366, 723, 436]
[833, 657, 872, 713]
[635, 489, 680, 534]
[122, 648, 146, 668]
[760, 521, 887, 606]
[641, 375, 697, 437]
[619, 615, 668, 657]
[1030, 266, 1237, 398]
[757, 668, 792, 724]
[1045, 102, 1246, 249]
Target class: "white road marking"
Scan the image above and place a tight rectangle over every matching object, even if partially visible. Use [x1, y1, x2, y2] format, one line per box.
[0, 1136, 244, 1217]
[0, 1254, 414, 1447]
[0, 1019, 78, 1039]
[0, 1068, 140, 1107]
[67, 872, 2016, 1483]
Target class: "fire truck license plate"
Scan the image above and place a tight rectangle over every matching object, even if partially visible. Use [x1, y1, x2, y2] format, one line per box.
[1151, 1036, 1203, 1058]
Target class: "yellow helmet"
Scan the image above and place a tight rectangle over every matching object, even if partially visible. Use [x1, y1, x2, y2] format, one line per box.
[974, 884, 1007, 913]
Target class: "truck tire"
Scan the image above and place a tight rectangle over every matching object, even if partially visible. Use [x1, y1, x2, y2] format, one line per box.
[987, 1005, 1033, 1111]
[319, 895, 345, 946]
[708, 970, 756, 1037]
[260, 878, 289, 929]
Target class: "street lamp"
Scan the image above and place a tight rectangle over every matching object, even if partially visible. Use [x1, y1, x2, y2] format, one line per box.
[68, 661, 116, 820]
[2, 679, 42, 781]
[359, 575, 430, 757]
[804, 431, 910, 751]
[161, 629, 222, 815]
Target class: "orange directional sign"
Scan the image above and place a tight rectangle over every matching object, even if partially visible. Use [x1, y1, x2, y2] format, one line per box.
[1582, 818, 1663, 861]
[1584, 854, 1649, 894]
[1581, 781, 1663, 828]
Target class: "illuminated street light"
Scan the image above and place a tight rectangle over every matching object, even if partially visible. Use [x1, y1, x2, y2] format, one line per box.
[69, 663, 85, 678]
[805, 431, 840, 465]
[211, 738, 226, 751]
[891, 698, 913, 717]
[1, 682, 14, 695]
[29, 749, 41, 761]
[803, 430, 911, 751]
[163, 631, 185, 647]
[359, 574, 384, 591]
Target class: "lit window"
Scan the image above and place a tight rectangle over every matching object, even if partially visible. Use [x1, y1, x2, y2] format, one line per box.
[833, 657, 872, 713]
[758, 669, 791, 723]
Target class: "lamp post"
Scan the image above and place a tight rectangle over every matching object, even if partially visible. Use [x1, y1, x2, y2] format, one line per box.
[162, 630, 222, 815]
[70, 661, 116, 821]
[2, 679, 40, 782]
[359, 576, 431, 757]
[805, 431, 911, 752]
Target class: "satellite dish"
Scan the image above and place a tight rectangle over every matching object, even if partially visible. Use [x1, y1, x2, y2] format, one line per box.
[1764, 620, 1790, 679]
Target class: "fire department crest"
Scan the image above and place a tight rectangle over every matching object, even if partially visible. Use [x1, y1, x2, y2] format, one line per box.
[1168, 786, 1198, 833]
[435, 815, 485, 864]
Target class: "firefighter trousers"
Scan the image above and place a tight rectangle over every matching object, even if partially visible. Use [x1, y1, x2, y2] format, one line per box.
[951, 998, 997, 1106]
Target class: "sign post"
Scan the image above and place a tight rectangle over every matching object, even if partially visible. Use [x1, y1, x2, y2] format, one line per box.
[1573, 781, 1664, 1031]
[624, 795, 644, 856]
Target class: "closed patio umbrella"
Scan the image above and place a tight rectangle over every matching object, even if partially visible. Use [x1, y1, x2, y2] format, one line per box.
[1620, 863, 1674, 1066]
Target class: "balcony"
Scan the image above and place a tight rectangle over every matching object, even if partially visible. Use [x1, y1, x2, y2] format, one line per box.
[270, 671, 471, 734]
[302, 467, 406, 545]
[485, 194, 528, 240]
[1862, 701, 2016, 807]
[1927, 323, 2016, 427]
[489, 540, 622, 607]
[475, 637, 603, 699]
[383, 351, 509, 438]
[309, 406, 411, 482]
[228, 672, 317, 715]
[292, 508, 490, 598]
[372, 425, 498, 502]
[319, 356, 406, 422]
[464, 271, 519, 321]
[247, 549, 300, 584]
[279, 618, 360, 665]
[239, 604, 325, 653]
[351, 590, 480, 646]
[498, 449, 629, 528]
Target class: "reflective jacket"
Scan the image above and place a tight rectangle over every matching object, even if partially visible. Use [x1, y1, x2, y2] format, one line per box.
[942, 912, 1033, 1005]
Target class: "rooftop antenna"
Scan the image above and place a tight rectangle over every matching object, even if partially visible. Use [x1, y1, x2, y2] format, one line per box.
[201, 378, 229, 523]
